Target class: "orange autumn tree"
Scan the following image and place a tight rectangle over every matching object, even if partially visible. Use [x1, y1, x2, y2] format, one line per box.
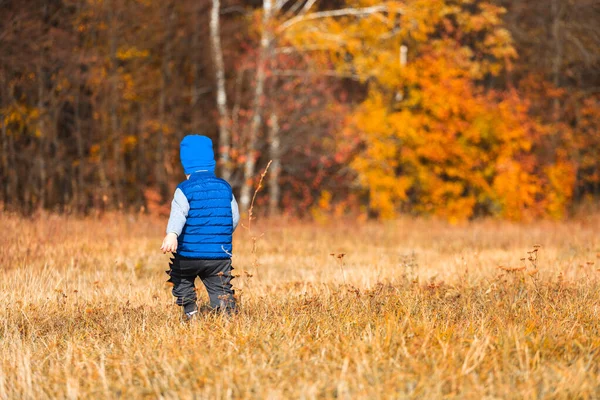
[282, 0, 574, 220]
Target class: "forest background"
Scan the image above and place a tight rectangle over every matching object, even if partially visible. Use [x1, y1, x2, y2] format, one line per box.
[1, 0, 599, 221]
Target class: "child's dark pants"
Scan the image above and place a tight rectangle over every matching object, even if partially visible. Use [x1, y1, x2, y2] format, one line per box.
[168, 254, 236, 314]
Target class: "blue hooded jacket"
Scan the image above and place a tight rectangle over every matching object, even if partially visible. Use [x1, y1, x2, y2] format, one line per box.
[176, 135, 233, 259]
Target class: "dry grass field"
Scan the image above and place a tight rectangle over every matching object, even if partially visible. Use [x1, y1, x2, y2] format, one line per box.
[0, 212, 599, 399]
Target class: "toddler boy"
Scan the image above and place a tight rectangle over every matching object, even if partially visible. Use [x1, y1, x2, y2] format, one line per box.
[161, 135, 239, 318]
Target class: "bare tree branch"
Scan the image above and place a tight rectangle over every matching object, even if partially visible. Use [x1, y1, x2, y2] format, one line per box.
[299, 0, 318, 15]
[277, 5, 393, 33]
[285, 0, 306, 16]
[273, 69, 361, 80]
[275, 0, 296, 11]
[274, 44, 336, 54]
[566, 31, 593, 65]
[221, 6, 248, 15]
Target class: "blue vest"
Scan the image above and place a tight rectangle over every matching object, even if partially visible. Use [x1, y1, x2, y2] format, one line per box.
[177, 171, 233, 259]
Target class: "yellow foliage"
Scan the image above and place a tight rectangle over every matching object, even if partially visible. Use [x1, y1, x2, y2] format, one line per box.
[492, 161, 540, 221]
[116, 46, 150, 61]
[310, 190, 333, 223]
[1, 103, 41, 137]
[123, 135, 138, 152]
[349, 48, 546, 220]
[543, 161, 576, 219]
[283, 0, 573, 221]
[121, 73, 139, 102]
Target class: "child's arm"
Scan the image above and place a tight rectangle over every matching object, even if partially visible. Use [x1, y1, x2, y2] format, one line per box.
[161, 188, 189, 253]
[232, 194, 240, 231]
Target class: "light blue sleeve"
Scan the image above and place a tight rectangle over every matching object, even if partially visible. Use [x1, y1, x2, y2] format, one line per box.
[166, 188, 189, 236]
[232, 194, 240, 231]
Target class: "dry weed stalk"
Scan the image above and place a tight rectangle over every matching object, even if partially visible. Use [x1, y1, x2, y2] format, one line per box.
[330, 253, 347, 284]
[242, 160, 272, 278]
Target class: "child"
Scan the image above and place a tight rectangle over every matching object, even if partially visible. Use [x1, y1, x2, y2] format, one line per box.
[161, 134, 240, 319]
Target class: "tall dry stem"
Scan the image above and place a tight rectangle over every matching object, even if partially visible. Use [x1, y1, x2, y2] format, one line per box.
[243, 160, 272, 279]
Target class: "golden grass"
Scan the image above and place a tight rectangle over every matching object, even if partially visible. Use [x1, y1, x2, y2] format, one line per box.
[0, 213, 599, 399]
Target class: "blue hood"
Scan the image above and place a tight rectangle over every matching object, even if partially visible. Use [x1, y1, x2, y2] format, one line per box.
[180, 135, 216, 174]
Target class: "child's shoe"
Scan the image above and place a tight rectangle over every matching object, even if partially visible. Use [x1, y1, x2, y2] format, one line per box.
[183, 302, 198, 322]
[184, 309, 198, 321]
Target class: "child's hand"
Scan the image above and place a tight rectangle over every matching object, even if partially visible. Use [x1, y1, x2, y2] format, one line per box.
[161, 233, 178, 254]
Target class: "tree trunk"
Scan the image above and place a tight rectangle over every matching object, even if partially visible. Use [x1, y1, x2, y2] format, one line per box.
[109, 0, 123, 207]
[267, 112, 280, 216]
[0, 80, 7, 208]
[210, 0, 232, 181]
[6, 114, 17, 209]
[191, 1, 202, 129]
[550, 0, 564, 166]
[70, 0, 86, 211]
[239, 0, 273, 211]
[230, 66, 246, 189]
[157, 3, 175, 193]
[551, 0, 563, 117]
[0, 126, 6, 209]
[37, 64, 47, 210]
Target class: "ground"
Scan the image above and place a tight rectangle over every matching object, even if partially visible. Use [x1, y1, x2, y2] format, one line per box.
[0, 213, 599, 399]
